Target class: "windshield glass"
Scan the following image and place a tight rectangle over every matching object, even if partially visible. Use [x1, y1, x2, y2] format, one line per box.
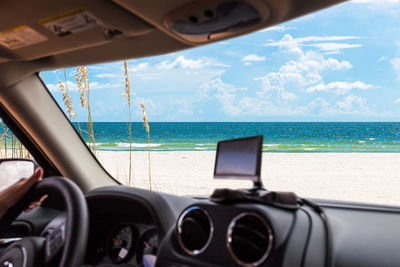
[43, 1, 400, 205]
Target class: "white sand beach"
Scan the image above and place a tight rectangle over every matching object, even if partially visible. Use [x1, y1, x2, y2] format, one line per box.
[97, 151, 400, 206]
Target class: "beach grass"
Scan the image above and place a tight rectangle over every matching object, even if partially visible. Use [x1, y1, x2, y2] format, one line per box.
[123, 60, 134, 187]
[75, 66, 96, 153]
[59, 68, 84, 138]
[0, 122, 31, 160]
[140, 102, 152, 191]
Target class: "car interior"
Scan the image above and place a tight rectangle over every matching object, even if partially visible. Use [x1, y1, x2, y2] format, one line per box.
[1, 0, 400, 266]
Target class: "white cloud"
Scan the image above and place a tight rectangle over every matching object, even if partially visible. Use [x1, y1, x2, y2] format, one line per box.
[84, 55, 229, 90]
[202, 34, 376, 118]
[336, 95, 369, 114]
[128, 62, 149, 72]
[65, 62, 148, 81]
[391, 58, 400, 80]
[46, 83, 58, 92]
[350, 0, 400, 16]
[353, 0, 400, 4]
[90, 82, 122, 90]
[302, 95, 373, 116]
[266, 35, 360, 47]
[197, 78, 248, 116]
[250, 35, 361, 108]
[46, 81, 121, 92]
[198, 77, 246, 99]
[306, 95, 373, 116]
[255, 35, 353, 100]
[156, 56, 229, 70]
[305, 43, 362, 54]
[96, 73, 120, 78]
[259, 25, 296, 32]
[46, 81, 76, 92]
[394, 98, 400, 104]
[256, 55, 352, 89]
[241, 54, 266, 62]
[135, 98, 159, 116]
[306, 97, 330, 113]
[265, 34, 361, 54]
[167, 97, 195, 116]
[197, 77, 303, 117]
[168, 33, 375, 119]
[87, 66, 105, 70]
[306, 81, 374, 94]
[296, 36, 360, 43]
[281, 91, 297, 100]
[197, 77, 376, 117]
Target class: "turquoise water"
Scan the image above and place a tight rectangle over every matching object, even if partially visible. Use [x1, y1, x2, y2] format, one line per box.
[73, 122, 400, 152]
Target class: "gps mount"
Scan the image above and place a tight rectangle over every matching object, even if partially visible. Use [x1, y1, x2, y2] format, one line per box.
[211, 135, 299, 208]
[213, 135, 265, 193]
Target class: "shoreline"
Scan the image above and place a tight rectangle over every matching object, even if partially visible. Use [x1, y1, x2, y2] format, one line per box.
[97, 151, 400, 206]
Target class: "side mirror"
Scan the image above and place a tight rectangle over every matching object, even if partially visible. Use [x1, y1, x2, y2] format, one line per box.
[0, 159, 38, 192]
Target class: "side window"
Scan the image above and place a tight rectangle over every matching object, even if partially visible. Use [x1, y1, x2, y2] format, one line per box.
[0, 120, 32, 159]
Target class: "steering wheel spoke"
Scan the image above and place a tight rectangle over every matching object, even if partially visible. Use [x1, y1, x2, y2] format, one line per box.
[0, 236, 46, 267]
[45, 221, 66, 264]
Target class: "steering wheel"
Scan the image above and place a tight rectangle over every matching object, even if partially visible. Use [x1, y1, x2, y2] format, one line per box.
[0, 177, 88, 267]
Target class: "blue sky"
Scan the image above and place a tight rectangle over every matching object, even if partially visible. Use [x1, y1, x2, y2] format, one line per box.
[43, 0, 400, 122]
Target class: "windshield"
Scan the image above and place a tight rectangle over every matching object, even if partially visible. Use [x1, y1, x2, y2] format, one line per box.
[42, 1, 400, 205]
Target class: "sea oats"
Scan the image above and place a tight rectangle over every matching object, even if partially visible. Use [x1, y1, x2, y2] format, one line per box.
[123, 60, 134, 186]
[61, 68, 84, 138]
[58, 79, 76, 120]
[75, 66, 88, 109]
[140, 101, 152, 191]
[75, 66, 96, 153]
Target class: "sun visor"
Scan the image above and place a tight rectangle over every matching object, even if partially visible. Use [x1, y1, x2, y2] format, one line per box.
[0, 0, 154, 62]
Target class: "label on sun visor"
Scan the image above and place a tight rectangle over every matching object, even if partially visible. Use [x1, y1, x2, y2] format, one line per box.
[0, 25, 47, 50]
[39, 8, 103, 36]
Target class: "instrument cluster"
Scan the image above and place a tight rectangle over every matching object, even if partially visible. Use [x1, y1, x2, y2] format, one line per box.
[86, 222, 159, 266]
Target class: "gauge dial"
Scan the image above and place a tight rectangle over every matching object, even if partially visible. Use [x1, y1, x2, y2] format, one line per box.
[108, 225, 136, 264]
[137, 229, 158, 267]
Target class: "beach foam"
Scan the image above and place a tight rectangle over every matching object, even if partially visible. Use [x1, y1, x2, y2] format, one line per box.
[117, 142, 162, 148]
[264, 144, 280, 147]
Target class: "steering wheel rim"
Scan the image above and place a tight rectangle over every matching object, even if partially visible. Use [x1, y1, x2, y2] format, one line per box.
[0, 177, 89, 267]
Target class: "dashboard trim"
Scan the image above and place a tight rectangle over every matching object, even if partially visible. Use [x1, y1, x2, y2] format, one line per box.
[226, 212, 274, 267]
[177, 206, 214, 256]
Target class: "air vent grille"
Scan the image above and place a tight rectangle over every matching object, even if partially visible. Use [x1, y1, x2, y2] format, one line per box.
[227, 213, 273, 266]
[177, 206, 214, 255]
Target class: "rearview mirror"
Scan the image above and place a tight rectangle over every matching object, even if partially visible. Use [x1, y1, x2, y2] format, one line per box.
[0, 159, 37, 192]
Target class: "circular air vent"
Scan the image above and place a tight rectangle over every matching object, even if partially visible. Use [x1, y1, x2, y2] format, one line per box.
[177, 206, 214, 255]
[227, 213, 273, 266]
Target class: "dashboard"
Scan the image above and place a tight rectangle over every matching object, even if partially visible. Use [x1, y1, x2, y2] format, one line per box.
[11, 185, 398, 267]
[81, 185, 400, 267]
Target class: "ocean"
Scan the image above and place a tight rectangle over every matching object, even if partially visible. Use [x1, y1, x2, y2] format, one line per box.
[73, 122, 400, 152]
